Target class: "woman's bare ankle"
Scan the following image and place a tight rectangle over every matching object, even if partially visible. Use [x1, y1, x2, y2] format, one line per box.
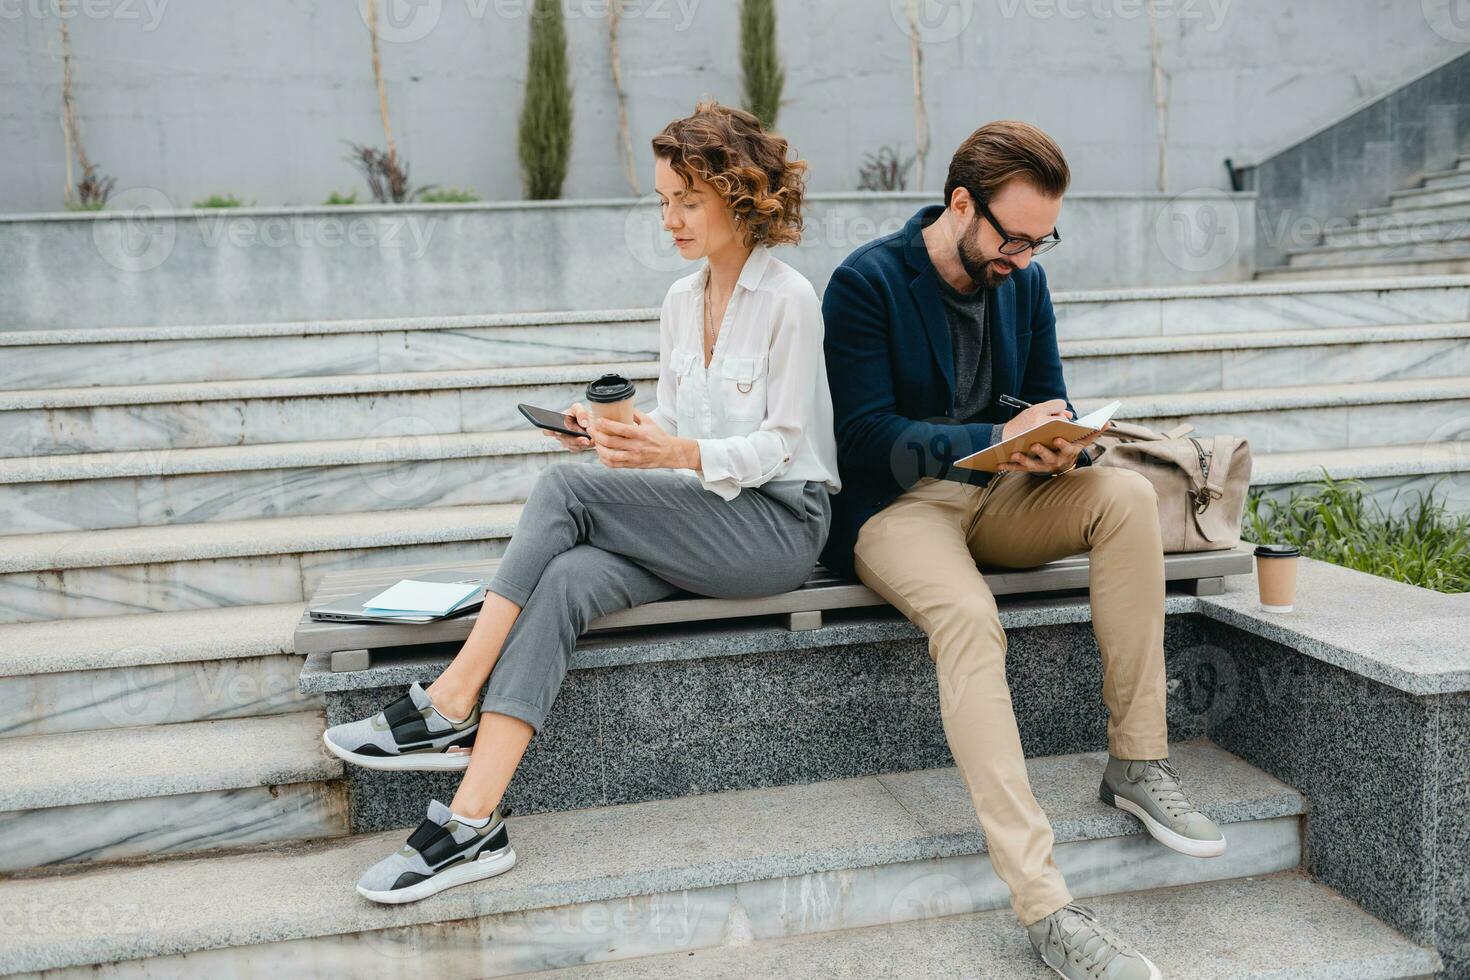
[424, 680, 476, 723]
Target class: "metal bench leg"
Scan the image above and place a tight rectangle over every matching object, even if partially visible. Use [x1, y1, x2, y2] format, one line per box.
[1181, 576, 1225, 597]
[786, 610, 823, 631]
[331, 649, 372, 672]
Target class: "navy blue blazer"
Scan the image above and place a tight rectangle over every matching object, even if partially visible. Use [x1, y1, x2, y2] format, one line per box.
[819, 204, 1091, 576]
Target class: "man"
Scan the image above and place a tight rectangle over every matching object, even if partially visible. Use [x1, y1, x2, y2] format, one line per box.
[821, 121, 1223, 980]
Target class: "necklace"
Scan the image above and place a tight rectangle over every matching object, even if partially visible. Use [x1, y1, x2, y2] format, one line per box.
[702, 274, 719, 363]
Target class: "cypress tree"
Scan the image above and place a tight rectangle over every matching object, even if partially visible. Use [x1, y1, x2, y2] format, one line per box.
[518, 0, 573, 200]
[740, 0, 784, 131]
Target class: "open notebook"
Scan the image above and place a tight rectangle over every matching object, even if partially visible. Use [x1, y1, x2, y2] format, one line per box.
[952, 400, 1122, 474]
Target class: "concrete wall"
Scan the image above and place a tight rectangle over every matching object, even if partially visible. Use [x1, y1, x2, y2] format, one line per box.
[1241, 52, 1470, 269]
[1, 0, 1463, 213]
[0, 191, 1255, 329]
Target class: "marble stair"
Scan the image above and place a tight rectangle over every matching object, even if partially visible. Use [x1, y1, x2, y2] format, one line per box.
[1260, 152, 1470, 280]
[0, 741, 1441, 978]
[1, 273, 1466, 974]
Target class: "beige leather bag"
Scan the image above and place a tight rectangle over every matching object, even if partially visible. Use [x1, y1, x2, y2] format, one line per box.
[1089, 421, 1253, 553]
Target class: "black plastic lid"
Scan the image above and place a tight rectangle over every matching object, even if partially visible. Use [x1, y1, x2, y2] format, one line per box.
[586, 373, 636, 403]
[1253, 544, 1300, 559]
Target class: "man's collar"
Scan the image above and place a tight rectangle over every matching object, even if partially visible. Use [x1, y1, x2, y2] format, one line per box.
[902, 204, 949, 275]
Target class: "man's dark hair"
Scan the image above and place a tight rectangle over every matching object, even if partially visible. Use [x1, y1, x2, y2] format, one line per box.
[943, 120, 1071, 208]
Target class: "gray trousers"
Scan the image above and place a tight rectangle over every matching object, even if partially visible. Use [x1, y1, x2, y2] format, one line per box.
[479, 462, 832, 732]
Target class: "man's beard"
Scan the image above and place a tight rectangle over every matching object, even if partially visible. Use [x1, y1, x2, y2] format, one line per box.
[957, 219, 1014, 289]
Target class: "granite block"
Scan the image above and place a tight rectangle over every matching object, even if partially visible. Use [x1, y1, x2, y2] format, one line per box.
[1194, 617, 1469, 978]
[325, 613, 1231, 830]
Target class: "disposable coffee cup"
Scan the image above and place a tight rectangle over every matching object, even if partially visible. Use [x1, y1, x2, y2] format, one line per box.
[1253, 544, 1300, 613]
[586, 374, 637, 426]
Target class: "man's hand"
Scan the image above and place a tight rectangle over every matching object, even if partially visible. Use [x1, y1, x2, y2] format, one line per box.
[996, 398, 1111, 475]
[590, 409, 700, 470]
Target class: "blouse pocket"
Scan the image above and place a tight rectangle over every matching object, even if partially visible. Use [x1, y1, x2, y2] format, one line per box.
[719, 354, 768, 422]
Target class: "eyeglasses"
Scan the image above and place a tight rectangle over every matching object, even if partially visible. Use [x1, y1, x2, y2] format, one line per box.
[972, 195, 1062, 256]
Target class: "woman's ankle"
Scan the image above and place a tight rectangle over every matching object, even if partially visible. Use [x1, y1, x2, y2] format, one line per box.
[424, 680, 476, 722]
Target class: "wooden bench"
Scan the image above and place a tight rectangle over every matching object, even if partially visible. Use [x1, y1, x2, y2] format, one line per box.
[295, 546, 1255, 672]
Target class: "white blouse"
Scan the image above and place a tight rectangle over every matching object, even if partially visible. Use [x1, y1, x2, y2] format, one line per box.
[645, 245, 842, 501]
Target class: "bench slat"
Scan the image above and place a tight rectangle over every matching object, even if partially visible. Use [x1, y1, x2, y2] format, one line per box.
[294, 547, 1254, 659]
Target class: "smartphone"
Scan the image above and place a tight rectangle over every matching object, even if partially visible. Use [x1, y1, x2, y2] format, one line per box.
[518, 403, 590, 439]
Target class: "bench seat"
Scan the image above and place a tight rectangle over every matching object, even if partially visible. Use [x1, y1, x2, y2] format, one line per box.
[295, 546, 1255, 672]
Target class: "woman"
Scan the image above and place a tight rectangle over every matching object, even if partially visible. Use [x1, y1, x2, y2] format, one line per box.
[323, 100, 841, 904]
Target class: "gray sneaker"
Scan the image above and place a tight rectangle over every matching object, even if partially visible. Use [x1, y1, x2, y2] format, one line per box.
[1100, 756, 1226, 858]
[357, 798, 515, 904]
[1028, 903, 1161, 980]
[322, 681, 479, 771]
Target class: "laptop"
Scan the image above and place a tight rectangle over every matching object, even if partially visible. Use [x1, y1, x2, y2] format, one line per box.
[308, 569, 487, 624]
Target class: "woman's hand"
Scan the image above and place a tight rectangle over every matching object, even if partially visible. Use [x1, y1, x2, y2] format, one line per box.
[543, 403, 595, 453]
[590, 409, 700, 470]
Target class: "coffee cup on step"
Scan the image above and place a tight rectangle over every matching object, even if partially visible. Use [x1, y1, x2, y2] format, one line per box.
[1253, 544, 1300, 613]
[585, 374, 637, 426]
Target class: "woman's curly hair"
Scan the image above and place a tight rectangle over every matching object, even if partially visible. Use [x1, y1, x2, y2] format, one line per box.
[651, 100, 807, 248]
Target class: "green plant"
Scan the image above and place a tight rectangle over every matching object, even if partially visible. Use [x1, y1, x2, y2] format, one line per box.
[1244, 468, 1470, 593]
[323, 190, 359, 205]
[517, 0, 573, 200]
[857, 145, 916, 191]
[417, 187, 481, 203]
[192, 193, 251, 208]
[740, 0, 784, 130]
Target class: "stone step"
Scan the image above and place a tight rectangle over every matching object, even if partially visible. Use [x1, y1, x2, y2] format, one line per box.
[1320, 215, 1470, 249]
[8, 324, 1470, 534]
[1287, 237, 1470, 270]
[1355, 197, 1470, 230]
[0, 361, 660, 459]
[1117, 375, 1470, 454]
[0, 310, 659, 391]
[1256, 257, 1470, 281]
[1049, 275, 1470, 341]
[1421, 167, 1470, 191]
[0, 711, 348, 873]
[0, 602, 306, 739]
[6, 280, 1470, 396]
[1251, 441, 1470, 515]
[0, 741, 1308, 977]
[0, 430, 574, 533]
[2, 369, 1467, 622]
[0, 503, 522, 625]
[1387, 183, 1470, 210]
[519, 872, 1440, 979]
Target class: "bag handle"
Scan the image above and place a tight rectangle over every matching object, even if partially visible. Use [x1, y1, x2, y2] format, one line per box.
[1187, 435, 1234, 515]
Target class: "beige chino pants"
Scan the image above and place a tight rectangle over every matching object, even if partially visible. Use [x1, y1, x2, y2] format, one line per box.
[853, 465, 1169, 926]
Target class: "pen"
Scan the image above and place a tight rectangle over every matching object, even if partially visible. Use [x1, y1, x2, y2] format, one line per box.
[1000, 393, 1071, 415]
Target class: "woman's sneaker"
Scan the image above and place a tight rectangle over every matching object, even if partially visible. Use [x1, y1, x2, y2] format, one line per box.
[357, 799, 516, 904]
[322, 682, 478, 771]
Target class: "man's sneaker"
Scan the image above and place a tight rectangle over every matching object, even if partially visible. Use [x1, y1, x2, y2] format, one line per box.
[356, 799, 515, 904]
[1100, 755, 1226, 858]
[322, 681, 478, 771]
[1028, 903, 1162, 980]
